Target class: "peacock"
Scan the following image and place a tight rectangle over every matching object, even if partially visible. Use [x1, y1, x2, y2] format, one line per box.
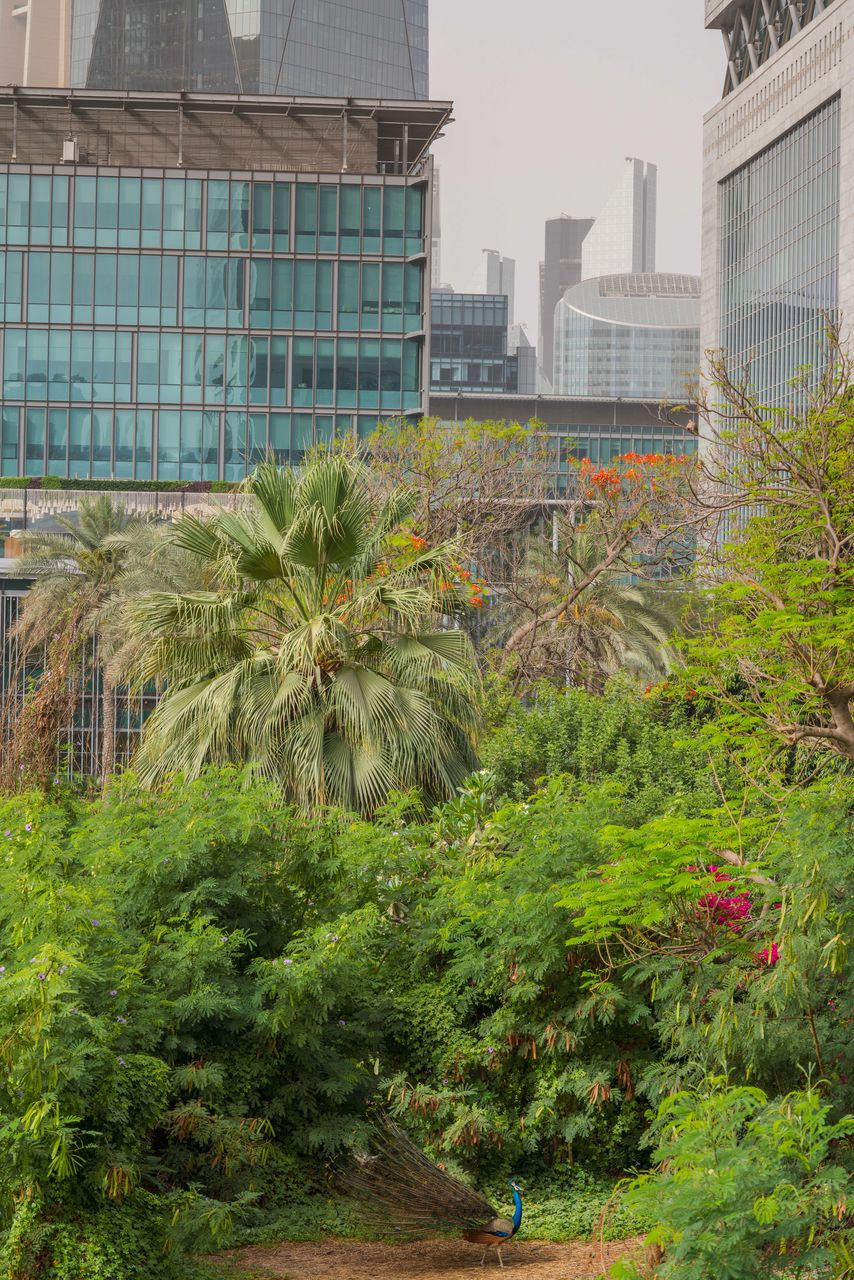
[344, 1114, 523, 1268]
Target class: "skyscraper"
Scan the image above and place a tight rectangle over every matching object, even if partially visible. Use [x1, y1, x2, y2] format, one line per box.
[581, 158, 657, 280]
[0, 0, 71, 87]
[538, 216, 594, 386]
[69, 0, 429, 98]
[480, 249, 515, 328]
[702, 0, 846, 406]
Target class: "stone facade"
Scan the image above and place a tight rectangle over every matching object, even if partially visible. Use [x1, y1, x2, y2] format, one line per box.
[701, 0, 854, 372]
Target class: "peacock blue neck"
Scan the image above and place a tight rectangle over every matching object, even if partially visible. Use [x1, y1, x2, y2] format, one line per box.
[511, 1186, 523, 1232]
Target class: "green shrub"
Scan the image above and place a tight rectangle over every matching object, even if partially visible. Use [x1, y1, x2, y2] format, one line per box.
[481, 679, 724, 821]
[610, 1081, 854, 1280]
[2, 1194, 185, 1280]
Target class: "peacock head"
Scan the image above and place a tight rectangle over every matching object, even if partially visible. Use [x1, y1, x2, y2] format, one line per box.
[508, 1177, 523, 1194]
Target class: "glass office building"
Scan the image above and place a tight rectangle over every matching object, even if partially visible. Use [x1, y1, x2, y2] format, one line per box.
[0, 88, 447, 481]
[70, 0, 429, 98]
[553, 273, 701, 400]
[702, 0, 849, 414]
[430, 292, 521, 394]
[718, 96, 840, 407]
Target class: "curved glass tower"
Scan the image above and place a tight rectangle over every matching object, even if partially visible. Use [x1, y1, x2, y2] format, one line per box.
[71, 0, 429, 98]
[554, 273, 701, 400]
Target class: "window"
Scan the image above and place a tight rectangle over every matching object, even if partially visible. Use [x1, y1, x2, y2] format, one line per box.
[361, 264, 380, 331]
[383, 186, 405, 255]
[273, 183, 290, 251]
[295, 185, 317, 252]
[272, 260, 293, 328]
[319, 186, 338, 252]
[95, 177, 119, 247]
[118, 178, 141, 247]
[207, 181, 231, 250]
[1, 408, 19, 475]
[292, 338, 314, 407]
[7, 176, 30, 245]
[338, 261, 360, 331]
[340, 185, 361, 255]
[363, 188, 381, 254]
[25, 409, 45, 476]
[252, 183, 272, 251]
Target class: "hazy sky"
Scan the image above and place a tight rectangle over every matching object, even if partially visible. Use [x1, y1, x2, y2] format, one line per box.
[429, 0, 723, 336]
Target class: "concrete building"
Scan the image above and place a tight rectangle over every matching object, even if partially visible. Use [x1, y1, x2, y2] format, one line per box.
[508, 325, 537, 394]
[702, 0, 846, 405]
[554, 273, 701, 400]
[481, 249, 516, 329]
[0, 0, 71, 87]
[581, 158, 657, 281]
[0, 87, 448, 479]
[431, 165, 444, 289]
[538, 216, 594, 386]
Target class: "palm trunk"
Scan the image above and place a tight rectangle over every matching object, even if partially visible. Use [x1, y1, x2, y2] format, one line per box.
[100, 671, 116, 794]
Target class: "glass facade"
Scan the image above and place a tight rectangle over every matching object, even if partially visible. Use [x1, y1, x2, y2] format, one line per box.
[71, 0, 429, 98]
[554, 274, 701, 400]
[719, 95, 840, 406]
[0, 169, 427, 480]
[430, 293, 519, 394]
[550, 423, 697, 492]
[580, 159, 657, 281]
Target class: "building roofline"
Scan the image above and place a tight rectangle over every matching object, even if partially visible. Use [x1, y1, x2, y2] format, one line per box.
[705, 0, 739, 28]
[0, 84, 453, 122]
[0, 86, 452, 174]
[428, 392, 697, 411]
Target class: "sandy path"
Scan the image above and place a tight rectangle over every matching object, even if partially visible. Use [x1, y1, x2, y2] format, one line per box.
[221, 1235, 643, 1279]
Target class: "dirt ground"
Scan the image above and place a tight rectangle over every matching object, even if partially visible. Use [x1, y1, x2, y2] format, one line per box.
[221, 1235, 644, 1280]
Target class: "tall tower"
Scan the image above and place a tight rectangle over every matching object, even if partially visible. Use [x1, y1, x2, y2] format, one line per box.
[538, 216, 594, 386]
[702, 0, 846, 408]
[481, 250, 516, 328]
[581, 158, 657, 280]
[70, 0, 429, 98]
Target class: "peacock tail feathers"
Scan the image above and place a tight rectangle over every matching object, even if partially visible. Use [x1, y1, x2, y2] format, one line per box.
[342, 1114, 498, 1236]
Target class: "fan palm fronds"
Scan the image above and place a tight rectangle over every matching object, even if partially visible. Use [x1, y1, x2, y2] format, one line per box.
[126, 455, 481, 814]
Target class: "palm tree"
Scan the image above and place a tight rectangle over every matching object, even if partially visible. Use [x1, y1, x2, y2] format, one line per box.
[502, 521, 684, 694]
[126, 455, 481, 815]
[12, 496, 150, 787]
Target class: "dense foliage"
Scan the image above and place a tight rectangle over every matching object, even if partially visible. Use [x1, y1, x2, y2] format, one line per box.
[0, 676, 849, 1277]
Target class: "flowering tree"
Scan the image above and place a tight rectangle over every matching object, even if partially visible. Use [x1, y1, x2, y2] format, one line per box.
[368, 416, 554, 568]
